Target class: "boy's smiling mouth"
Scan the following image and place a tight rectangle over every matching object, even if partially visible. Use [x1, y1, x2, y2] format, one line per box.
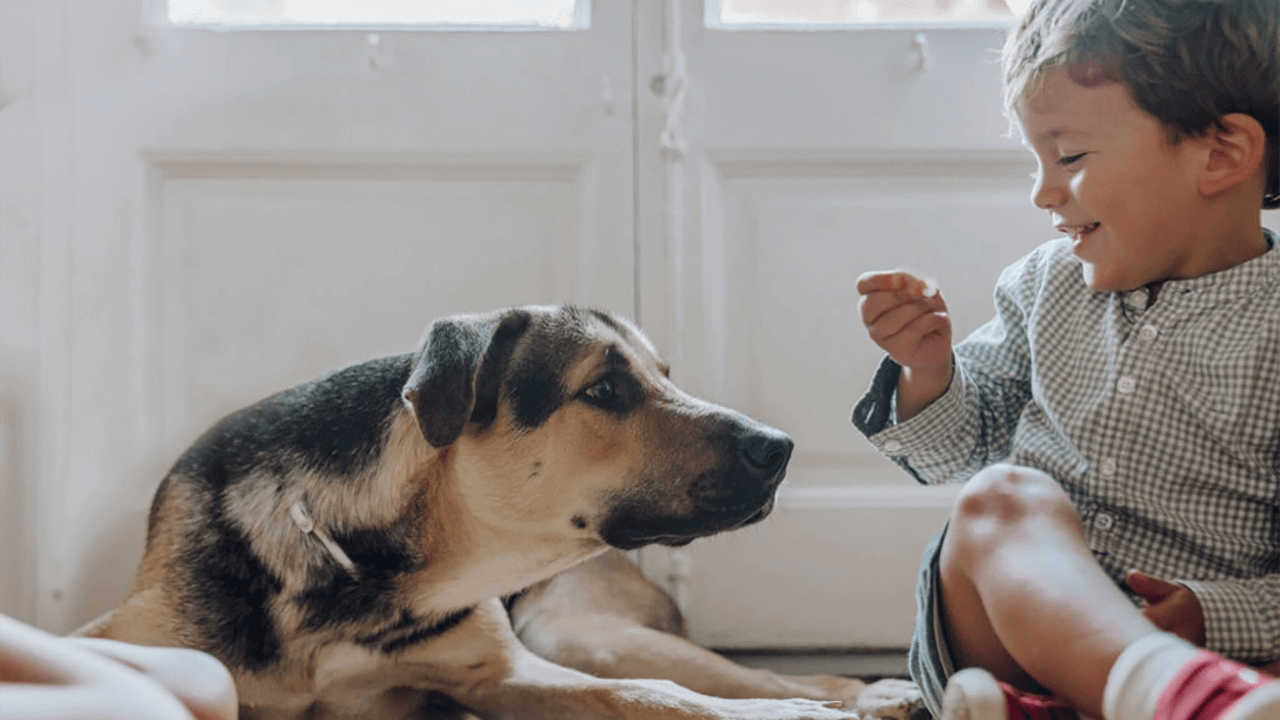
[1057, 221, 1101, 243]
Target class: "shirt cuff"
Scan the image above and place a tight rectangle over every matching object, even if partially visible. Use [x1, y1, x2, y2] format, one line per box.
[1180, 577, 1280, 664]
[871, 362, 966, 452]
[856, 360, 979, 487]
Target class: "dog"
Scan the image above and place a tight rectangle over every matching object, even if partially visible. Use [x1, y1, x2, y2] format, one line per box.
[77, 305, 917, 720]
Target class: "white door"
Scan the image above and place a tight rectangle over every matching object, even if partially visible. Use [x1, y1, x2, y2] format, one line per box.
[633, 0, 1051, 650]
[0, 0, 634, 632]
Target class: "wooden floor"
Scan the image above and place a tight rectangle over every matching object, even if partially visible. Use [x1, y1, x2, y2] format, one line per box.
[717, 649, 910, 680]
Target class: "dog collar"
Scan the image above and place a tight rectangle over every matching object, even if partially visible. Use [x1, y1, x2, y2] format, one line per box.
[290, 501, 359, 578]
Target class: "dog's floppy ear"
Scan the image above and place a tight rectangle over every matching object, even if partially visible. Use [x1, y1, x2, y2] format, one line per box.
[402, 310, 533, 448]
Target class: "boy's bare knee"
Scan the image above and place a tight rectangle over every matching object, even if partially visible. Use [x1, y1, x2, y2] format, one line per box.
[951, 464, 1074, 542]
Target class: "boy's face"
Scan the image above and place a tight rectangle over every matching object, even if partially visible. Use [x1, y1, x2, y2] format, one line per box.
[1015, 67, 1208, 293]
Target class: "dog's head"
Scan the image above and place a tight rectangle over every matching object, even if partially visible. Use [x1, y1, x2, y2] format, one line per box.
[402, 305, 792, 551]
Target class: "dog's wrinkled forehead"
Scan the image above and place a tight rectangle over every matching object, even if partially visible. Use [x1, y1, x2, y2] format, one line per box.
[501, 306, 666, 428]
[403, 305, 667, 449]
[515, 307, 662, 371]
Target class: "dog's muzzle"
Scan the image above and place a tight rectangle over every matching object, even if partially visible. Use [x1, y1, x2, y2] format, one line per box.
[599, 422, 794, 550]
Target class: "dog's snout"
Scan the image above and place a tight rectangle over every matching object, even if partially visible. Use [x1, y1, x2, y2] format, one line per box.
[741, 431, 793, 477]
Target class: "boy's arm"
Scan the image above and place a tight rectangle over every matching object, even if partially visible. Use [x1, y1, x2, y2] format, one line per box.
[852, 257, 1039, 484]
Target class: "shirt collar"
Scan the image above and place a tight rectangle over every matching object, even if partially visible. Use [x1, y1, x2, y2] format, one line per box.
[1129, 227, 1280, 306]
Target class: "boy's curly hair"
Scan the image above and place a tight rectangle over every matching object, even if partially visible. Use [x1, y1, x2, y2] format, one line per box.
[1003, 0, 1280, 209]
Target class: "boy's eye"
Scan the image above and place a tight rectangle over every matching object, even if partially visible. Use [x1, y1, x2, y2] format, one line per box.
[1057, 153, 1087, 167]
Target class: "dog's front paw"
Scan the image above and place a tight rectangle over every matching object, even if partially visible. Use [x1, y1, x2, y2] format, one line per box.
[852, 678, 924, 720]
[807, 674, 868, 705]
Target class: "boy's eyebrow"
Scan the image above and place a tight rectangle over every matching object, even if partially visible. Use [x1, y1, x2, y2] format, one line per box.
[1021, 127, 1087, 150]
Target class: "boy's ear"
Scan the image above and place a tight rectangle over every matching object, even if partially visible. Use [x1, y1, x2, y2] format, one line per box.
[1198, 112, 1267, 198]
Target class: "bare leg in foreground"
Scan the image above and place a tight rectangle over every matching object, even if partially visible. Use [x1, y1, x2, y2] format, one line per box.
[937, 464, 1161, 719]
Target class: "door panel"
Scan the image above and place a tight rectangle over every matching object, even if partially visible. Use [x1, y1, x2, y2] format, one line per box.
[153, 162, 587, 440]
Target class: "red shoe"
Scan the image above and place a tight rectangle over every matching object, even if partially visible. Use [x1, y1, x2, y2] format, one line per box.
[1156, 650, 1280, 720]
[940, 667, 1081, 720]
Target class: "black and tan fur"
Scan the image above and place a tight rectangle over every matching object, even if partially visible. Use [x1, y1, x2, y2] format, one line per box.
[78, 305, 898, 720]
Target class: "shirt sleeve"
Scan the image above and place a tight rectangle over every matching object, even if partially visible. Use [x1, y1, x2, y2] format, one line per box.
[851, 253, 1039, 485]
[1181, 574, 1280, 665]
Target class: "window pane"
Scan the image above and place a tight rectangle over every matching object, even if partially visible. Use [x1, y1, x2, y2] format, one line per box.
[168, 0, 584, 28]
[719, 0, 1016, 25]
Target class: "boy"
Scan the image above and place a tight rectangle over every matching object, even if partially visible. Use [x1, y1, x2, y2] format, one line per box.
[852, 0, 1279, 718]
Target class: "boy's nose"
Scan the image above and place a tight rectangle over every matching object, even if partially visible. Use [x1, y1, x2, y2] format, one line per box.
[1031, 171, 1067, 210]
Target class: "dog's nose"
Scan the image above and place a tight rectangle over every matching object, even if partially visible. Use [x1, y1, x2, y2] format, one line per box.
[741, 431, 793, 477]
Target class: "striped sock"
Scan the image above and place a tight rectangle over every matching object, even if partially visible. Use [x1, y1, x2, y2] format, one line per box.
[1154, 650, 1276, 720]
[1103, 632, 1279, 720]
[1103, 633, 1199, 720]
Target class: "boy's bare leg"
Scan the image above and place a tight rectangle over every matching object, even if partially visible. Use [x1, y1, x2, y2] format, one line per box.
[937, 464, 1161, 719]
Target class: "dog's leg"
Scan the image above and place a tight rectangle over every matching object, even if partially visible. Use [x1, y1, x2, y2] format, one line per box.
[507, 552, 868, 705]
[414, 598, 857, 720]
[522, 611, 868, 703]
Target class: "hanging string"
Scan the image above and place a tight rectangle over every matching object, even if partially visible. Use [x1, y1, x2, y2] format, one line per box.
[659, 0, 689, 160]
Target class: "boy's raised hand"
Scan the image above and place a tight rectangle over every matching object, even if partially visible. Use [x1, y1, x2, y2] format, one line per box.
[856, 270, 951, 370]
[856, 271, 953, 420]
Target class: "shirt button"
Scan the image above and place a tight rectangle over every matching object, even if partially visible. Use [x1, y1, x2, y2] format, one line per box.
[1099, 458, 1117, 478]
[1117, 376, 1136, 394]
[883, 440, 902, 453]
[1095, 513, 1114, 530]
[1138, 324, 1158, 342]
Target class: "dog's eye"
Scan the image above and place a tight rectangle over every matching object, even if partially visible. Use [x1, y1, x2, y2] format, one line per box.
[580, 373, 637, 413]
[583, 377, 617, 403]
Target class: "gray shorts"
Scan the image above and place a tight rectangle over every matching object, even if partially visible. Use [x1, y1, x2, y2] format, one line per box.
[908, 524, 956, 719]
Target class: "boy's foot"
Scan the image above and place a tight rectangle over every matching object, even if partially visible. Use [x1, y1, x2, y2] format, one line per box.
[1156, 650, 1280, 720]
[939, 667, 1080, 720]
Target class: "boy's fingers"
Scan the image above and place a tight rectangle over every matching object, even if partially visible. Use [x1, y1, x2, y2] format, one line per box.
[1125, 570, 1181, 604]
[0, 616, 81, 685]
[855, 271, 905, 295]
[1138, 589, 1206, 646]
[68, 639, 238, 720]
[864, 299, 935, 341]
[904, 308, 951, 342]
[861, 292, 947, 333]
[869, 310, 951, 371]
[856, 271, 933, 298]
[892, 311, 952, 360]
[858, 292, 895, 328]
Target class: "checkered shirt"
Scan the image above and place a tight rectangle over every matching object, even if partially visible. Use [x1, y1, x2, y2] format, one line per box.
[852, 230, 1280, 665]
